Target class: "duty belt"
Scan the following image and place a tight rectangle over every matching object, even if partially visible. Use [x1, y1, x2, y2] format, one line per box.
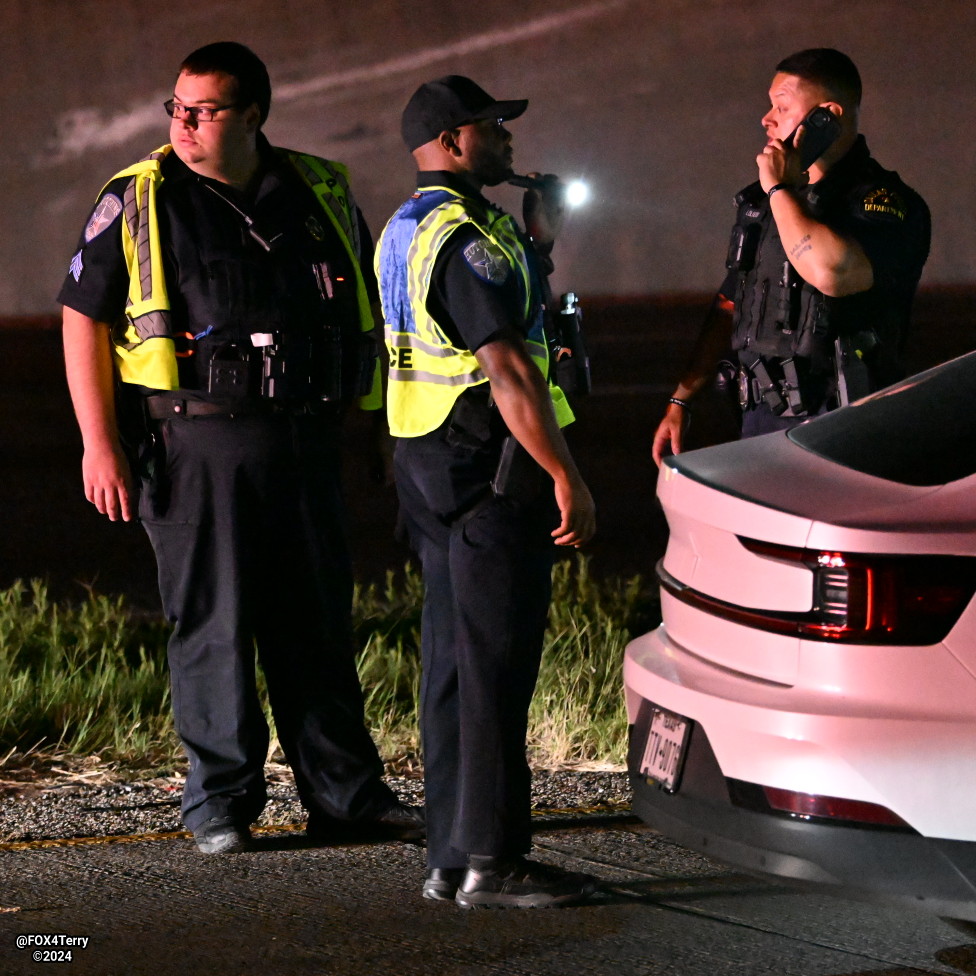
[145, 395, 340, 420]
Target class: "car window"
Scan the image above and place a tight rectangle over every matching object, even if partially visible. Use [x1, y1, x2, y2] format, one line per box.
[788, 352, 976, 487]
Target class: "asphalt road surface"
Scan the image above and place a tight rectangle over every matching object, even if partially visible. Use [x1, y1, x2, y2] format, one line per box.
[2, 814, 976, 976]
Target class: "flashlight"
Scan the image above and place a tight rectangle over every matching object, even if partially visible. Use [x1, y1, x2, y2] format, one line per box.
[507, 173, 589, 207]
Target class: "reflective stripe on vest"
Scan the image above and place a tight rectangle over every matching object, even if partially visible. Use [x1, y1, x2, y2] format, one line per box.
[377, 186, 572, 437]
[105, 145, 378, 405]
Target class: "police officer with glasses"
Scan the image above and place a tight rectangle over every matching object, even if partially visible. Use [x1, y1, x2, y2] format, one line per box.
[59, 41, 423, 855]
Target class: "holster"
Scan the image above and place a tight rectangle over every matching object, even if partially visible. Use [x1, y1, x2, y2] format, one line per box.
[490, 436, 546, 505]
[834, 333, 875, 407]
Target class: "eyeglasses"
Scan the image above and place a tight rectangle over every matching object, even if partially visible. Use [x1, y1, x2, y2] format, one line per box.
[163, 98, 239, 123]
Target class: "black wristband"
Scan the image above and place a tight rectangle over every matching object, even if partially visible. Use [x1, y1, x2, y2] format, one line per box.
[669, 396, 691, 412]
[767, 183, 791, 198]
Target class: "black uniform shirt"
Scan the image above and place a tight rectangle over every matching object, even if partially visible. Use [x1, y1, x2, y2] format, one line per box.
[803, 135, 930, 304]
[728, 135, 931, 367]
[725, 135, 930, 294]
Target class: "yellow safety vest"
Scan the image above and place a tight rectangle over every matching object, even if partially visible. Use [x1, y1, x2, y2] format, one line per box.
[376, 185, 572, 436]
[104, 144, 380, 408]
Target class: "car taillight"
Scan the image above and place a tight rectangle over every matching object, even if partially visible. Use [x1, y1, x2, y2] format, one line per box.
[658, 542, 976, 645]
[762, 786, 910, 827]
[727, 779, 915, 831]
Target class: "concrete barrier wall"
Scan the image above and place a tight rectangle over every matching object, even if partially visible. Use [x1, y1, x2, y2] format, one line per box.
[3, 0, 974, 314]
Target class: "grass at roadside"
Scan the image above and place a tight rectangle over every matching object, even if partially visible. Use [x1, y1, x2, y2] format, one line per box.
[0, 559, 658, 779]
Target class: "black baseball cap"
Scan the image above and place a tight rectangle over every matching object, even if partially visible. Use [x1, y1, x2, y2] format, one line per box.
[401, 75, 528, 151]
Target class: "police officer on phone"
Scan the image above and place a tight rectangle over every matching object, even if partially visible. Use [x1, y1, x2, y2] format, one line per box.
[653, 47, 930, 462]
[375, 75, 597, 907]
[59, 41, 422, 853]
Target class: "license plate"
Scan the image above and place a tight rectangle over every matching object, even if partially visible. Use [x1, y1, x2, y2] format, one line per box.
[640, 706, 690, 792]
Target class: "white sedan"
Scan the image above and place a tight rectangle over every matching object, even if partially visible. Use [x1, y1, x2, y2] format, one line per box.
[624, 351, 976, 920]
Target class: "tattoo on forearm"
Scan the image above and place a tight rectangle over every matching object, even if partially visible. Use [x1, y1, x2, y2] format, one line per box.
[790, 235, 812, 260]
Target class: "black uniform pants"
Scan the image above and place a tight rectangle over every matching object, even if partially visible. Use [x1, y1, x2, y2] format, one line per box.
[139, 411, 394, 831]
[394, 432, 556, 870]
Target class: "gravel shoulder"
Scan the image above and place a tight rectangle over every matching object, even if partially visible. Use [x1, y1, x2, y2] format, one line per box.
[0, 767, 631, 843]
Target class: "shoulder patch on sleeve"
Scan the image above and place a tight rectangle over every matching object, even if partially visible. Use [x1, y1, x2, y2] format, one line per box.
[862, 187, 907, 221]
[85, 193, 123, 242]
[462, 238, 511, 284]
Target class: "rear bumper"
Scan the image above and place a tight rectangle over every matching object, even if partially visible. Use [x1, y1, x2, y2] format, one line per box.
[627, 702, 976, 920]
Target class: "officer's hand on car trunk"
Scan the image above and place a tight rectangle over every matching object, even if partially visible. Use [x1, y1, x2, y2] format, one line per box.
[652, 402, 690, 467]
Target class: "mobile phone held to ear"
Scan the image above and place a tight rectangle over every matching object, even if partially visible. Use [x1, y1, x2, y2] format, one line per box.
[783, 106, 841, 170]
